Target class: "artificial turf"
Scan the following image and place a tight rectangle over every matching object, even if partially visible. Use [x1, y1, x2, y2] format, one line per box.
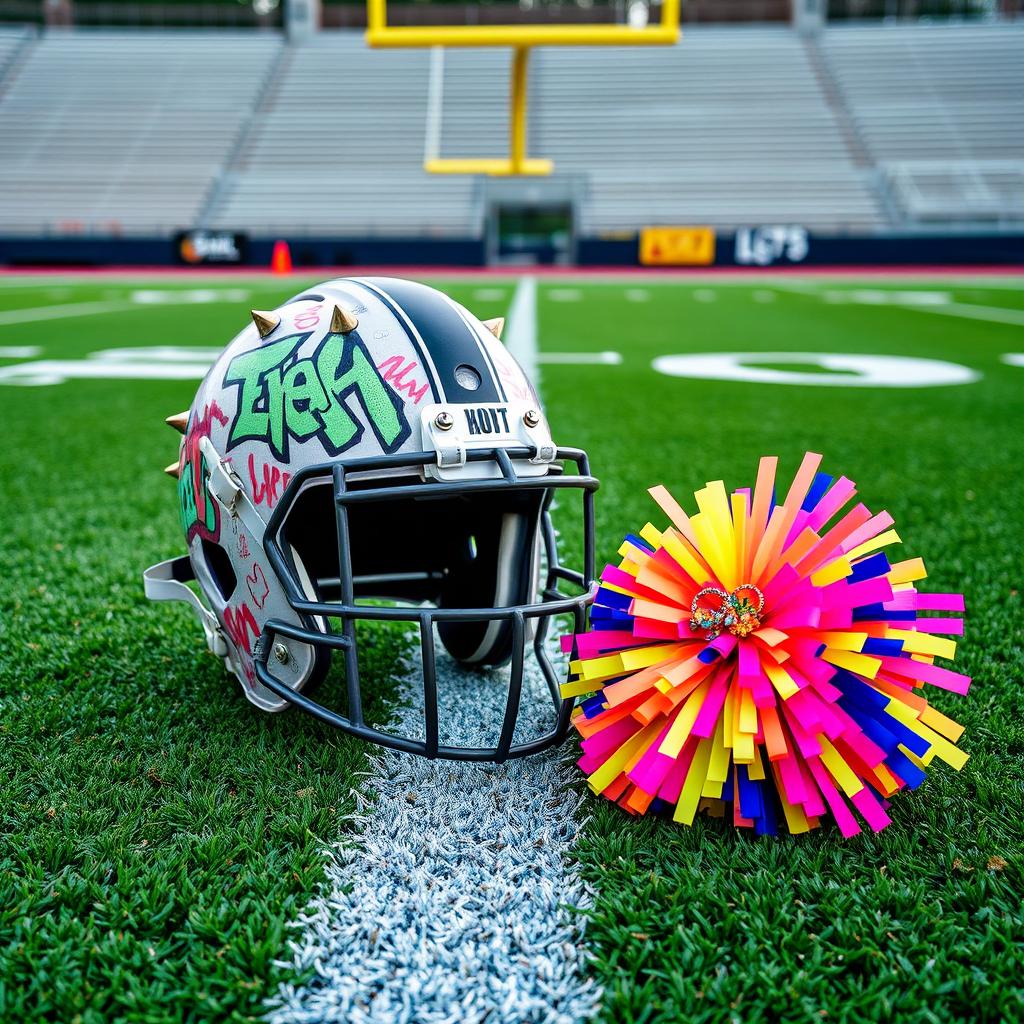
[0, 274, 1021, 1023]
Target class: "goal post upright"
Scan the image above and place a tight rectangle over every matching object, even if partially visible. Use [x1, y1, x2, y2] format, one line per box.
[365, 0, 681, 176]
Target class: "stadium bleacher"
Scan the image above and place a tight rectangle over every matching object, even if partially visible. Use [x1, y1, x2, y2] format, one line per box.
[211, 34, 484, 237]
[0, 29, 280, 235]
[534, 29, 884, 233]
[0, 21, 1020, 239]
[822, 23, 1024, 224]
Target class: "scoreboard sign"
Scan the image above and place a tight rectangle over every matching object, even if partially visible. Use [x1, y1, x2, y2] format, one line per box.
[639, 226, 716, 266]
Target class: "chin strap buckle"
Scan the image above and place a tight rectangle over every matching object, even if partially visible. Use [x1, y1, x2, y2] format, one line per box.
[202, 436, 245, 518]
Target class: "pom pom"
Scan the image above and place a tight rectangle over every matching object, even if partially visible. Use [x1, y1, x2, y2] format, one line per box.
[561, 453, 969, 836]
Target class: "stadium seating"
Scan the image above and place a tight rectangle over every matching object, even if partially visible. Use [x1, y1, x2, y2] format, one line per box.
[0, 30, 280, 234]
[0, 22, 1020, 237]
[822, 22, 1024, 223]
[532, 28, 883, 233]
[210, 34, 483, 237]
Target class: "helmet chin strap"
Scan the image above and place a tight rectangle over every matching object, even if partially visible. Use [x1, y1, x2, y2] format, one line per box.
[143, 557, 229, 660]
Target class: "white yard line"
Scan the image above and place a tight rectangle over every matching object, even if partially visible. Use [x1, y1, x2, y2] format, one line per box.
[0, 300, 134, 326]
[266, 274, 601, 1024]
[504, 275, 539, 383]
[906, 301, 1024, 328]
[539, 352, 622, 365]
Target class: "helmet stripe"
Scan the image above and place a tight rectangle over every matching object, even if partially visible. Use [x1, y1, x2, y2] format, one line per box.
[357, 277, 503, 405]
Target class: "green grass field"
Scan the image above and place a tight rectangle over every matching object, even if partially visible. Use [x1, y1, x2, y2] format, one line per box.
[1, 273, 1022, 1023]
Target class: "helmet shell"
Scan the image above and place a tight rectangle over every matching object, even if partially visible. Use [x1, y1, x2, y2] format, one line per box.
[173, 277, 543, 707]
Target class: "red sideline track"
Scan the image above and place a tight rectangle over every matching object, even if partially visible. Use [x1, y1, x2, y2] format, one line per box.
[1, 264, 1022, 280]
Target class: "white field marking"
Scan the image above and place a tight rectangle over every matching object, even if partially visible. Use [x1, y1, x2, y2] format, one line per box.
[821, 289, 952, 306]
[693, 289, 717, 303]
[472, 287, 508, 302]
[90, 346, 223, 363]
[0, 358, 216, 386]
[786, 285, 1024, 326]
[1002, 353, 1024, 367]
[539, 351, 623, 365]
[266, 275, 600, 1024]
[906, 301, 1024, 328]
[752, 290, 777, 303]
[547, 287, 582, 302]
[624, 288, 650, 302]
[0, 300, 134, 326]
[0, 346, 221, 386]
[267, 644, 601, 1024]
[130, 288, 250, 304]
[504, 275, 538, 384]
[0, 345, 41, 358]
[652, 351, 979, 388]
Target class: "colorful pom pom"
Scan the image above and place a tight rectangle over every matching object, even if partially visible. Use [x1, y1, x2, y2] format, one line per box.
[561, 453, 970, 837]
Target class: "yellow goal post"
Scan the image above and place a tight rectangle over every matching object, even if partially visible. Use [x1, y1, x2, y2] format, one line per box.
[365, 0, 681, 175]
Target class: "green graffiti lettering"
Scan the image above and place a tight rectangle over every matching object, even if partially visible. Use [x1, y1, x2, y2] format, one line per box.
[225, 330, 409, 461]
[317, 335, 405, 451]
[226, 335, 301, 454]
[178, 454, 217, 540]
[281, 358, 331, 441]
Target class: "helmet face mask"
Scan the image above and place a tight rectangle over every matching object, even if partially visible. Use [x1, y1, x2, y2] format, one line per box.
[144, 277, 597, 762]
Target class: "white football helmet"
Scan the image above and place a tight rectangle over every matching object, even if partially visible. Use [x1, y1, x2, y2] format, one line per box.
[144, 277, 597, 761]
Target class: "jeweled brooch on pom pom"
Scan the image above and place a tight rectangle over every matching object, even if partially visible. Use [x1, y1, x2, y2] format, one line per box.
[560, 453, 969, 837]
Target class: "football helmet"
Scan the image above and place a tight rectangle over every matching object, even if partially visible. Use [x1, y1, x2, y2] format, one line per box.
[144, 277, 597, 761]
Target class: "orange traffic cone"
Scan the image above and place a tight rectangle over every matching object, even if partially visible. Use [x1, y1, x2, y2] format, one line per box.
[271, 240, 293, 274]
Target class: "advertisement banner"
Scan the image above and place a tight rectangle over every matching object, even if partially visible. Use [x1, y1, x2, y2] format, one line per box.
[174, 231, 248, 265]
[639, 226, 716, 266]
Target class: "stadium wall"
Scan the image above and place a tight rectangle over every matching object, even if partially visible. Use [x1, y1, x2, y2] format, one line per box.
[1, 232, 1022, 269]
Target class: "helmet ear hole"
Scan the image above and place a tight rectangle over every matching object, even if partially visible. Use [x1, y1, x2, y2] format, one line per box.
[200, 539, 238, 602]
[437, 505, 542, 666]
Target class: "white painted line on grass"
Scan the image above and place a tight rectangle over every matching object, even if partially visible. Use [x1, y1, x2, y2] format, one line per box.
[130, 288, 250, 304]
[652, 351, 979, 388]
[267, 646, 601, 1024]
[548, 288, 582, 302]
[504, 275, 538, 384]
[624, 288, 649, 303]
[0, 300, 134, 326]
[539, 352, 622, 365]
[752, 290, 777, 304]
[0, 346, 41, 358]
[266, 272, 600, 1024]
[0, 358, 215, 386]
[780, 285, 1024, 327]
[693, 289, 717, 303]
[472, 287, 508, 302]
[908, 301, 1024, 328]
[1002, 353, 1024, 367]
[821, 289, 952, 306]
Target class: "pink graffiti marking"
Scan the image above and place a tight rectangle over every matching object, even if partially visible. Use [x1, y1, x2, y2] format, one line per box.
[248, 452, 292, 509]
[245, 563, 270, 609]
[378, 355, 429, 405]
